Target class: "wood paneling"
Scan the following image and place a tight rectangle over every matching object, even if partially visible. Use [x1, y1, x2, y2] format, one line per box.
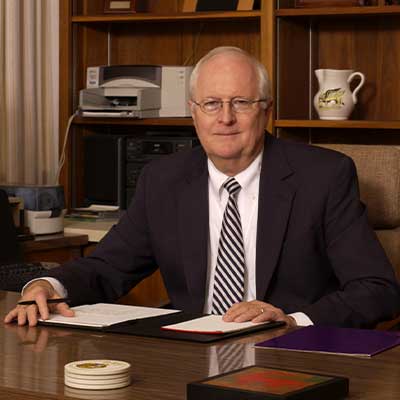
[110, 23, 186, 65]
[317, 16, 400, 121]
[276, 3, 400, 144]
[276, 18, 311, 119]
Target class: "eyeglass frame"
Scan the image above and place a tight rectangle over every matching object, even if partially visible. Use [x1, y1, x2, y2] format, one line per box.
[190, 97, 270, 114]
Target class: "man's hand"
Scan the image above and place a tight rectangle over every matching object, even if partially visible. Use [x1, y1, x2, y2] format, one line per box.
[3, 280, 74, 327]
[223, 300, 297, 328]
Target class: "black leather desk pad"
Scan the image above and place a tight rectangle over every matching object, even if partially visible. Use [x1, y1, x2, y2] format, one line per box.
[103, 312, 286, 343]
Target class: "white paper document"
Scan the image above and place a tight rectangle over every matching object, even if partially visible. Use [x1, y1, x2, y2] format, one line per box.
[39, 303, 180, 328]
[162, 315, 271, 334]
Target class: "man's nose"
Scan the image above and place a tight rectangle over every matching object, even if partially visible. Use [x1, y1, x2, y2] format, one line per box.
[218, 102, 236, 124]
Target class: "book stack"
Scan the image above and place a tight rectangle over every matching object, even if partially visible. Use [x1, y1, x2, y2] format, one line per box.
[64, 359, 131, 390]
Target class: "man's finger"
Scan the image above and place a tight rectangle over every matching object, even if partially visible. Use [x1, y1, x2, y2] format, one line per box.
[224, 304, 265, 322]
[223, 302, 250, 321]
[55, 302, 75, 317]
[35, 299, 51, 322]
[26, 305, 40, 327]
[17, 306, 30, 326]
[252, 308, 278, 323]
[4, 308, 18, 324]
[233, 307, 269, 322]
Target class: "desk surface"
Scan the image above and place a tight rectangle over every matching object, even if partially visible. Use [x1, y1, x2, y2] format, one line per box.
[64, 219, 117, 243]
[1, 291, 399, 400]
[21, 232, 89, 253]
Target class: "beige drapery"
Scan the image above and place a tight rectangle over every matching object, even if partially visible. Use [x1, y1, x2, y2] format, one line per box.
[0, 0, 59, 184]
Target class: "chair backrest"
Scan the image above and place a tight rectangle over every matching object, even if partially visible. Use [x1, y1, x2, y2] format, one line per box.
[318, 144, 400, 280]
[0, 189, 23, 265]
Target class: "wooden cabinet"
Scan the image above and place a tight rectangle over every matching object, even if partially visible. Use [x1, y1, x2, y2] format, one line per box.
[274, 0, 400, 144]
[59, 0, 274, 208]
[21, 233, 88, 264]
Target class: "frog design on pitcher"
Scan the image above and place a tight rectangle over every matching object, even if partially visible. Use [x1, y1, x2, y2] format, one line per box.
[318, 88, 345, 108]
[313, 69, 365, 120]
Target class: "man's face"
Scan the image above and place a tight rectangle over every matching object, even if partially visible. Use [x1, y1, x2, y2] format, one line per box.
[190, 53, 270, 169]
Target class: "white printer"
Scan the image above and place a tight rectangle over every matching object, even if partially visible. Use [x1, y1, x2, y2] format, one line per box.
[80, 65, 193, 118]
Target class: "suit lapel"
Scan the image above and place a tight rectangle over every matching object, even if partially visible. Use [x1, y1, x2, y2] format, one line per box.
[256, 135, 296, 299]
[177, 150, 209, 312]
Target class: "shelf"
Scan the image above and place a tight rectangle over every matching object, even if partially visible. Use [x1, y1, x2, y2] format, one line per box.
[74, 118, 400, 130]
[73, 116, 194, 127]
[71, 10, 261, 23]
[275, 120, 400, 130]
[276, 5, 400, 17]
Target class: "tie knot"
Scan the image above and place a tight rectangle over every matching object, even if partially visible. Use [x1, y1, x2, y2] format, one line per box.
[223, 177, 241, 196]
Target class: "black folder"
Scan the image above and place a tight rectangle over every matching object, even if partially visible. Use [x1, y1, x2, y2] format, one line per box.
[103, 312, 285, 343]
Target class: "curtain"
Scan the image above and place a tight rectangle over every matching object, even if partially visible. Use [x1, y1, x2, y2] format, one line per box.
[0, 0, 59, 185]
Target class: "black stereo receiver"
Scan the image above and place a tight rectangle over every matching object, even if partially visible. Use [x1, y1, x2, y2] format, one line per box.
[83, 134, 200, 209]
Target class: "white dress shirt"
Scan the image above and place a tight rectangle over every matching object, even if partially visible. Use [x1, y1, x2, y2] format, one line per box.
[204, 150, 312, 327]
[204, 153, 261, 312]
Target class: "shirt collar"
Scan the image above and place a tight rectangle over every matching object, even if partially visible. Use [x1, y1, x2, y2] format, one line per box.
[208, 149, 263, 198]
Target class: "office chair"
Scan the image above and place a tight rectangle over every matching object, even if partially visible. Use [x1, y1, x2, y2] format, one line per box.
[318, 145, 400, 279]
[318, 145, 400, 329]
[0, 189, 48, 291]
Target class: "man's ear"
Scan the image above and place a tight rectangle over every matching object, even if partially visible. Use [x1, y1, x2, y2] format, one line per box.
[188, 100, 196, 121]
[264, 100, 273, 119]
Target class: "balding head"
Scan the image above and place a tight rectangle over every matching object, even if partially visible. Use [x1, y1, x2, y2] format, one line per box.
[189, 46, 271, 102]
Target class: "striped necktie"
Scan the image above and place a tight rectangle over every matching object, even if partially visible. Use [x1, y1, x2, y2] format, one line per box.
[212, 177, 245, 315]
[216, 343, 246, 373]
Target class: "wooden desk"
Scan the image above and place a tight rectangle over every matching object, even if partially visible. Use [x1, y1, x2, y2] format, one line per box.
[1, 291, 399, 400]
[20, 233, 89, 264]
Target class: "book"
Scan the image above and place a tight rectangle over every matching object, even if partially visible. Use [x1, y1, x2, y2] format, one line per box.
[187, 365, 349, 400]
[104, 313, 285, 343]
[38, 303, 180, 329]
[162, 314, 278, 334]
[255, 326, 400, 357]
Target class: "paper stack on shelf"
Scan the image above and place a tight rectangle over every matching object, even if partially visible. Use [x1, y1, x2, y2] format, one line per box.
[65, 204, 123, 221]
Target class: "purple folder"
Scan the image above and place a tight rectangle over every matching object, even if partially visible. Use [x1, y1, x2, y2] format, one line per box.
[255, 326, 400, 357]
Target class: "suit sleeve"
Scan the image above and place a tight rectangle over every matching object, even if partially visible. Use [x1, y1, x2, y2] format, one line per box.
[45, 165, 157, 306]
[301, 156, 400, 327]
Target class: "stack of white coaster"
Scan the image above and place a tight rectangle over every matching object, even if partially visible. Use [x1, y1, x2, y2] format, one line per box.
[64, 360, 131, 390]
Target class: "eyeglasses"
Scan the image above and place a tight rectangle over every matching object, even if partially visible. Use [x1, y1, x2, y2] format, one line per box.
[192, 97, 269, 114]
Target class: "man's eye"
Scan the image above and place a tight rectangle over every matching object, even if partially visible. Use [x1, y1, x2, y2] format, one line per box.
[203, 101, 220, 109]
[233, 99, 251, 106]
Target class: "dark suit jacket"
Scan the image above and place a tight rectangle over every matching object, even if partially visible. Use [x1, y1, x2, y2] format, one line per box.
[48, 134, 400, 327]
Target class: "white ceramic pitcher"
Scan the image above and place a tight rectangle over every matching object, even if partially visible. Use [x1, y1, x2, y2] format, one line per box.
[313, 69, 365, 120]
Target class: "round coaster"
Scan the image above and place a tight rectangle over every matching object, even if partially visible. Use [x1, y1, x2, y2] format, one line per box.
[64, 386, 129, 400]
[64, 377, 131, 390]
[65, 375, 131, 386]
[65, 371, 129, 381]
[65, 360, 130, 376]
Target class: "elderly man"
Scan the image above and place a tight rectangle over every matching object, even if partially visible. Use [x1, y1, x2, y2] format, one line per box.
[5, 46, 400, 328]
